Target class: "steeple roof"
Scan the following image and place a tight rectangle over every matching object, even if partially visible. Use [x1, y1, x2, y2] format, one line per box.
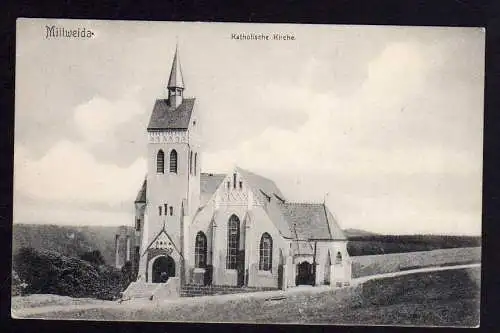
[167, 45, 184, 89]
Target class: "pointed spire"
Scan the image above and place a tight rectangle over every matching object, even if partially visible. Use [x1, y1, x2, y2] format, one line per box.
[167, 43, 184, 90]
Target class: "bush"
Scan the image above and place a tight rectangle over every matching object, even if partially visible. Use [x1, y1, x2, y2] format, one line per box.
[12, 270, 27, 296]
[120, 261, 135, 290]
[13, 247, 122, 300]
[79, 250, 106, 266]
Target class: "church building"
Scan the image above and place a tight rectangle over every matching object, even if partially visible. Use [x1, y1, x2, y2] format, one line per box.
[115, 46, 351, 298]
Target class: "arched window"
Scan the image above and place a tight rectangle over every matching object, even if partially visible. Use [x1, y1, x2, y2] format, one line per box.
[189, 151, 193, 175]
[156, 150, 165, 173]
[169, 150, 178, 173]
[336, 251, 342, 264]
[226, 215, 240, 269]
[259, 233, 273, 271]
[194, 153, 198, 176]
[195, 232, 207, 268]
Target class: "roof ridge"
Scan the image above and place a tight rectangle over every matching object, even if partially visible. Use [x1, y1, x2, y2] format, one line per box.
[285, 201, 324, 206]
[201, 172, 226, 176]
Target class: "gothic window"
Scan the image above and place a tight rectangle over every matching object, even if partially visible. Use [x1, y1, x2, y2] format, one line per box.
[194, 153, 198, 176]
[227, 181, 230, 190]
[233, 173, 237, 189]
[189, 151, 193, 175]
[164, 204, 168, 215]
[336, 251, 342, 264]
[259, 233, 273, 271]
[226, 214, 240, 269]
[239, 181, 243, 190]
[195, 232, 207, 268]
[170, 150, 178, 173]
[156, 150, 165, 174]
[169, 206, 173, 216]
[158, 206, 162, 216]
[135, 218, 141, 231]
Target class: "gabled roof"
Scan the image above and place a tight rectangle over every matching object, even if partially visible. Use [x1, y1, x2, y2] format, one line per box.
[135, 178, 147, 203]
[200, 173, 226, 196]
[263, 200, 294, 239]
[143, 226, 182, 258]
[147, 98, 195, 131]
[236, 167, 285, 203]
[278, 202, 347, 240]
[134, 168, 346, 242]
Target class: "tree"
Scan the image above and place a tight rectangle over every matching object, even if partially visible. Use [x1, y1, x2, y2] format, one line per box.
[120, 261, 134, 290]
[79, 250, 105, 266]
[13, 247, 123, 300]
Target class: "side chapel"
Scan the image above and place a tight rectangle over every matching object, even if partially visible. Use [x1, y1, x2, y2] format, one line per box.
[115, 46, 352, 295]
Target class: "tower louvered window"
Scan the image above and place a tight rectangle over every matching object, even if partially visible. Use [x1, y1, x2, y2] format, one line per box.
[189, 151, 193, 175]
[259, 233, 273, 271]
[170, 150, 178, 173]
[195, 231, 207, 268]
[226, 214, 240, 269]
[156, 150, 165, 173]
[194, 153, 198, 176]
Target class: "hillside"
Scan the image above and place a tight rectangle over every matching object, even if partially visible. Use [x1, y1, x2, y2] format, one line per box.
[343, 228, 379, 238]
[346, 234, 481, 256]
[12, 224, 134, 266]
[12, 224, 481, 263]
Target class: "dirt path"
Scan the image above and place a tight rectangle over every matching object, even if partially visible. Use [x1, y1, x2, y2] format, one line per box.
[351, 263, 481, 285]
[12, 263, 480, 318]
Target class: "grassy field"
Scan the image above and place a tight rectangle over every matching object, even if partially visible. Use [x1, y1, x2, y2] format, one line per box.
[16, 267, 480, 327]
[351, 247, 481, 278]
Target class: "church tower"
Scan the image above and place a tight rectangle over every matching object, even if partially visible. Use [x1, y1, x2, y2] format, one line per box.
[136, 45, 202, 283]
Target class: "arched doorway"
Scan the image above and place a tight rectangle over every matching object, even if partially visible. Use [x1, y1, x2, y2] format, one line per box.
[296, 261, 314, 286]
[152, 256, 175, 283]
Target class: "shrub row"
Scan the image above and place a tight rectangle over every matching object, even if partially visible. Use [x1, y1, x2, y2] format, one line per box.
[13, 247, 133, 300]
[347, 235, 481, 256]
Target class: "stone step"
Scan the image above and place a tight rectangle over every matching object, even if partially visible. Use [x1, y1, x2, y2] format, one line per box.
[122, 282, 161, 299]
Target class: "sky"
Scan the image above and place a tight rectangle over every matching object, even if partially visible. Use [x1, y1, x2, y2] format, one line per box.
[14, 19, 485, 235]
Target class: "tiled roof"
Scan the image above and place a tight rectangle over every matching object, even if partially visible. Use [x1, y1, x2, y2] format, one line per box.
[292, 241, 314, 255]
[236, 167, 285, 203]
[279, 202, 347, 240]
[135, 178, 147, 203]
[263, 199, 294, 239]
[200, 173, 226, 206]
[133, 169, 346, 242]
[200, 173, 226, 196]
[235, 167, 295, 238]
[147, 98, 195, 130]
